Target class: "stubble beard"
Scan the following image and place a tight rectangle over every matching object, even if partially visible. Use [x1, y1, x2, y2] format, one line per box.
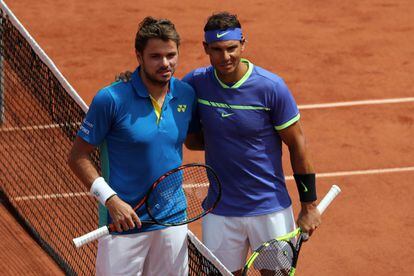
[142, 65, 175, 87]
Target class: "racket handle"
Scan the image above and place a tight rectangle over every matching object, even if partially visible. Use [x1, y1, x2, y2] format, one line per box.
[302, 184, 341, 240]
[73, 226, 110, 248]
[317, 184, 341, 214]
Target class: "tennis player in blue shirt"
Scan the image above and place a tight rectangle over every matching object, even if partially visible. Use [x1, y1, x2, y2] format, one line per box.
[183, 12, 322, 275]
[116, 11, 322, 275]
[68, 17, 197, 275]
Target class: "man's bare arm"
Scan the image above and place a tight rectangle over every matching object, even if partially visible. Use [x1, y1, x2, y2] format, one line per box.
[68, 136, 100, 188]
[67, 136, 140, 231]
[278, 121, 321, 235]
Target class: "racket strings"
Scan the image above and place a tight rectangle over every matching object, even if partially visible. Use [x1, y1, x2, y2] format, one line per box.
[248, 240, 294, 276]
[146, 165, 220, 225]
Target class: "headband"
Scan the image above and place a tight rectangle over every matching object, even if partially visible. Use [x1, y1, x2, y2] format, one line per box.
[204, 28, 242, 43]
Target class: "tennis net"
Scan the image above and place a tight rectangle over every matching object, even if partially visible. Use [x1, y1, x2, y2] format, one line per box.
[0, 2, 231, 275]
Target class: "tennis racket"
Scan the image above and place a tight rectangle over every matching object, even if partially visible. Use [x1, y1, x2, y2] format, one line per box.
[242, 184, 341, 276]
[73, 163, 221, 248]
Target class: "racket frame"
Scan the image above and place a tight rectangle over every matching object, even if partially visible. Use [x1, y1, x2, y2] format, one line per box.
[72, 163, 222, 248]
[242, 185, 341, 276]
[143, 163, 222, 226]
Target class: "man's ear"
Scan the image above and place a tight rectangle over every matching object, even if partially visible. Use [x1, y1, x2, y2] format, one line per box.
[203, 42, 209, 55]
[240, 37, 246, 51]
[136, 49, 143, 64]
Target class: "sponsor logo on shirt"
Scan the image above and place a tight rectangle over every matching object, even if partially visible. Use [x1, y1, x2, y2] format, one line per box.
[177, 105, 187, 112]
[83, 119, 94, 128]
[80, 125, 90, 135]
[221, 112, 234, 118]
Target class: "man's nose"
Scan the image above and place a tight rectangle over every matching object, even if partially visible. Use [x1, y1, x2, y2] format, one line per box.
[223, 51, 231, 61]
[161, 56, 169, 67]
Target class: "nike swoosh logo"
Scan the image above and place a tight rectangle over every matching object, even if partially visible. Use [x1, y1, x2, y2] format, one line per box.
[216, 31, 230, 38]
[300, 181, 308, 192]
[221, 113, 234, 118]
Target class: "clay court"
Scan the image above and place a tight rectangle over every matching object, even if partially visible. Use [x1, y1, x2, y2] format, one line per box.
[1, 0, 413, 275]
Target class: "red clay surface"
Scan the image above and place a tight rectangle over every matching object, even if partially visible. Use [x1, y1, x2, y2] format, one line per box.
[2, 0, 414, 275]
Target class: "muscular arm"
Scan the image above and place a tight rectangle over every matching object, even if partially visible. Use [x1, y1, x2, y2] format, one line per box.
[68, 136, 100, 188]
[278, 121, 314, 174]
[278, 121, 321, 235]
[67, 136, 140, 231]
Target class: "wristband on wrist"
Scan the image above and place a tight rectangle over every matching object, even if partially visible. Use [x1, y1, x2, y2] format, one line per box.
[90, 177, 117, 206]
[293, 173, 317, 202]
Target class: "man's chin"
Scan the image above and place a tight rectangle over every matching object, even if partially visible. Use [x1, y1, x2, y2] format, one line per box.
[159, 73, 173, 80]
[146, 74, 172, 86]
[216, 67, 235, 76]
[152, 77, 171, 86]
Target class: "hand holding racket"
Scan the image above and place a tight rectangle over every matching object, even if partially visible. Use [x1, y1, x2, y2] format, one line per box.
[242, 184, 341, 276]
[73, 163, 221, 248]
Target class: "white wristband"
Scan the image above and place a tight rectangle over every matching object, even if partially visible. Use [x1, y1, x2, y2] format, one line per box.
[90, 177, 117, 206]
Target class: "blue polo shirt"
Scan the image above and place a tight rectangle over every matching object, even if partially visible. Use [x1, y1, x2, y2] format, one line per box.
[78, 67, 197, 233]
[183, 59, 300, 216]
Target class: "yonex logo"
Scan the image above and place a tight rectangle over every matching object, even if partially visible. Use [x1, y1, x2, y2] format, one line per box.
[177, 105, 187, 112]
[221, 112, 234, 118]
[216, 31, 230, 38]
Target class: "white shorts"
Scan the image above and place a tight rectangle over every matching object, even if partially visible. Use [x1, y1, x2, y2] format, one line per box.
[96, 225, 188, 276]
[202, 206, 295, 272]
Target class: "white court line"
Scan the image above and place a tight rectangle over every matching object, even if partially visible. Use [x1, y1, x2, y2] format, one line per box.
[285, 166, 414, 180]
[2, 98, 411, 132]
[13, 184, 203, 201]
[12, 166, 414, 201]
[298, 97, 414, 110]
[13, 192, 90, 202]
[0, 122, 81, 132]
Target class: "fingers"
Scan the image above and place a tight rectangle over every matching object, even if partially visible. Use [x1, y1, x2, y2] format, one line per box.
[113, 221, 123, 233]
[132, 212, 142, 229]
[106, 197, 140, 232]
[300, 227, 315, 242]
[114, 71, 132, 82]
[300, 223, 318, 238]
[121, 209, 142, 231]
[297, 210, 321, 241]
[113, 213, 140, 232]
[123, 211, 141, 230]
[298, 207, 321, 224]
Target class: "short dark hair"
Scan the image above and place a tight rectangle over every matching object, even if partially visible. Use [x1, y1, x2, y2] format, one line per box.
[204, 12, 241, 32]
[135, 16, 180, 53]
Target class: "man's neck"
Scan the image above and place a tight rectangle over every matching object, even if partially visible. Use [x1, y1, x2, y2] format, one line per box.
[216, 60, 248, 85]
[140, 70, 169, 104]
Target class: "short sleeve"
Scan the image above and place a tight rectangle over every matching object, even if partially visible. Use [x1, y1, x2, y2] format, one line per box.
[269, 79, 300, 131]
[77, 88, 115, 145]
[182, 70, 195, 88]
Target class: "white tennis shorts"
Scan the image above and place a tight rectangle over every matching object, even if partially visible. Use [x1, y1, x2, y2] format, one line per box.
[202, 206, 295, 272]
[96, 225, 188, 276]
